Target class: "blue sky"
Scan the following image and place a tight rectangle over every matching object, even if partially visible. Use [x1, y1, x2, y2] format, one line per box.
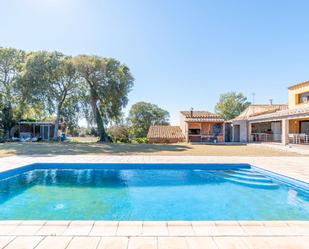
[1, 0, 309, 124]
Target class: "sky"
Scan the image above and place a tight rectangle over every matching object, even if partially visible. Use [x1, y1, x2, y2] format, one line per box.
[1, 0, 309, 124]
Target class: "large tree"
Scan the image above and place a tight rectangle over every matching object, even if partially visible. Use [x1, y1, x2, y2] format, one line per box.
[215, 92, 250, 120]
[74, 55, 134, 142]
[128, 101, 170, 138]
[22, 51, 80, 140]
[0, 48, 26, 137]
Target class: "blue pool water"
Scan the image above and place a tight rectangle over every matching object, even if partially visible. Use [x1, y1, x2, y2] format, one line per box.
[0, 164, 308, 220]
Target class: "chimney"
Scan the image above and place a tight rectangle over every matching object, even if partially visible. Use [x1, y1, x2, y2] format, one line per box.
[190, 108, 193, 117]
[269, 99, 273, 105]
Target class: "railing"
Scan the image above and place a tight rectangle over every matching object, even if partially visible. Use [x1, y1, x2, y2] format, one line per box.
[288, 134, 309, 144]
[250, 133, 282, 143]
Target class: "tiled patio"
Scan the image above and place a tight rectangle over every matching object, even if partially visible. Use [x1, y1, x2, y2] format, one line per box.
[0, 155, 308, 248]
[0, 221, 309, 249]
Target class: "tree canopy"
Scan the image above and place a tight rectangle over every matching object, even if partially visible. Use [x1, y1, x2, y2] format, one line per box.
[74, 55, 134, 142]
[215, 92, 250, 120]
[0, 48, 26, 136]
[22, 51, 80, 139]
[127, 101, 170, 138]
[0, 47, 134, 141]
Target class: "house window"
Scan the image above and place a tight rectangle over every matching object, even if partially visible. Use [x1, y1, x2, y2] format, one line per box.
[189, 129, 200, 135]
[298, 92, 309, 104]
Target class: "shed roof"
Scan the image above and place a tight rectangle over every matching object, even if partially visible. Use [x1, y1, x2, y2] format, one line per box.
[147, 126, 185, 139]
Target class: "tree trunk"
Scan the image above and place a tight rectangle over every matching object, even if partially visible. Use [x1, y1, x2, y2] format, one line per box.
[53, 108, 60, 141]
[90, 89, 109, 142]
[95, 105, 109, 142]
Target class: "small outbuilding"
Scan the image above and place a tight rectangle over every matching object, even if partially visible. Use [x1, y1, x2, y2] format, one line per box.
[10, 121, 65, 141]
[147, 125, 185, 143]
[180, 110, 225, 143]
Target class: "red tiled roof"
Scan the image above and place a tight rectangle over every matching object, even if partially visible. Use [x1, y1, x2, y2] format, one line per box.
[249, 106, 309, 121]
[232, 104, 288, 121]
[147, 126, 185, 139]
[288, 80, 309, 90]
[180, 111, 224, 122]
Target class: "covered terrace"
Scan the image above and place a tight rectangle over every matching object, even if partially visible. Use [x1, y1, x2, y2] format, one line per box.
[248, 106, 309, 145]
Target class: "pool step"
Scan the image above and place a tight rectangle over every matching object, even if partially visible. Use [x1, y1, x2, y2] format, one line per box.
[223, 177, 279, 188]
[229, 170, 263, 177]
[218, 170, 279, 188]
[223, 173, 272, 182]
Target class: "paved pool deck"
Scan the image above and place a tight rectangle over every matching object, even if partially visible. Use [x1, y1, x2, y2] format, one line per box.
[0, 155, 308, 249]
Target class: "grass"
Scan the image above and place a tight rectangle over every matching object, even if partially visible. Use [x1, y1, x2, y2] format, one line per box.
[0, 141, 305, 157]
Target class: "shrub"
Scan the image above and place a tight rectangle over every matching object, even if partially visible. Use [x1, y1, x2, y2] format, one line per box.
[131, 137, 149, 144]
[107, 125, 130, 143]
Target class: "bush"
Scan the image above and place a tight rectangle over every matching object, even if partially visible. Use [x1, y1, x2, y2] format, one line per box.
[107, 125, 130, 143]
[131, 137, 149, 144]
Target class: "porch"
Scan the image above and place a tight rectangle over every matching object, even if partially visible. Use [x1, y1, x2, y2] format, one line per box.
[288, 118, 309, 144]
[249, 118, 309, 145]
[249, 121, 282, 143]
[186, 122, 225, 143]
[17, 121, 55, 141]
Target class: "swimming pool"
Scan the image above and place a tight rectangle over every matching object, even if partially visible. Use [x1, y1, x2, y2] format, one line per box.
[0, 163, 308, 220]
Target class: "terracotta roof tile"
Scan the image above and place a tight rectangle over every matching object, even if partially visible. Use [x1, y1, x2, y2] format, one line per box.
[147, 126, 185, 139]
[185, 118, 224, 122]
[232, 104, 288, 121]
[180, 111, 224, 122]
[249, 106, 309, 121]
